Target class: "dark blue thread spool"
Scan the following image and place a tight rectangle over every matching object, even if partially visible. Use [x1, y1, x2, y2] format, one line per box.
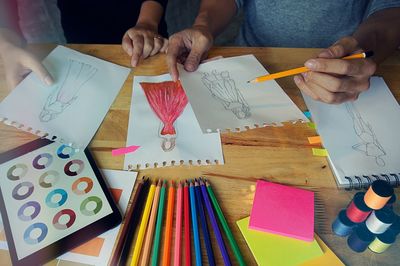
[332, 209, 355, 237]
[385, 194, 396, 209]
[347, 224, 375, 253]
[387, 214, 400, 236]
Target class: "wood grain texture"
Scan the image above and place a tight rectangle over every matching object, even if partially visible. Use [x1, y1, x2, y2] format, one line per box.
[0, 45, 399, 266]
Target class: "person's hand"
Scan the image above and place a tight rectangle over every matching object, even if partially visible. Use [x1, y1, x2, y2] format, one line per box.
[0, 43, 53, 90]
[122, 24, 168, 67]
[167, 26, 213, 81]
[294, 36, 376, 104]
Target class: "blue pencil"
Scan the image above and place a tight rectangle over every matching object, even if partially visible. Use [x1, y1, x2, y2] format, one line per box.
[195, 179, 215, 266]
[189, 180, 202, 266]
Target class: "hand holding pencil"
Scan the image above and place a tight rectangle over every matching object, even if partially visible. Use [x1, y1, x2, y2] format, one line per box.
[251, 36, 377, 104]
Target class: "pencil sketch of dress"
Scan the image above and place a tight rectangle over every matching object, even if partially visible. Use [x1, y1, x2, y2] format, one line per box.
[345, 102, 386, 166]
[39, 59, 97, 122]
[201, 70, 251, 119]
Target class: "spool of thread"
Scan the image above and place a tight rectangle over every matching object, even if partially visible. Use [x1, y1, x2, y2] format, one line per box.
[365, 208, 395, 234]
[332, 209, 355, 237]
[364, 180, 393, 210]
[387, 214, 400, 236]
[346, 192, 372, 223]
[368, 230, 396, 253]
[385, 194, 396, 209]
[347, 224, 375, 253]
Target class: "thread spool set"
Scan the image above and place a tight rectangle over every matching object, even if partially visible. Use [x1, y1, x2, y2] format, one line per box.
[332, 180, 399, 253]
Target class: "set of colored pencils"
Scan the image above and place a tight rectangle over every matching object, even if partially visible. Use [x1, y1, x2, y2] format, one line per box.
[110, 177, 245, 266]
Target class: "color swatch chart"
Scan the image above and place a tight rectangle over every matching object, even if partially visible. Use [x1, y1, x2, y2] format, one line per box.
[0, 142, 113, 260]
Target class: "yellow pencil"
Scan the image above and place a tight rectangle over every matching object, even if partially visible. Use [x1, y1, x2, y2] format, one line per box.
[139, 180, 162, 266]
[248, 51, 373, 83]
[130, 180, 156, 266]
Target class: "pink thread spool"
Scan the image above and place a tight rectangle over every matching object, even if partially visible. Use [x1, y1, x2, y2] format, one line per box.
[346, 192, 372, 223]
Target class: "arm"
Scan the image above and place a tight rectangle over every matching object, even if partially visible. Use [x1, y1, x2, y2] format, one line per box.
[122, 0, 168, 67]
[295, 8, 400, 104]
[167, 0, 237, 81]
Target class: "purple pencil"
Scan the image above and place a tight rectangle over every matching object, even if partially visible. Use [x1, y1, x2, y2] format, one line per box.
[200, 180, 231, 266]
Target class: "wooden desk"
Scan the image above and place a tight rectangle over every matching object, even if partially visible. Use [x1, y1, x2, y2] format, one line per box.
[0, 45, 399, 266]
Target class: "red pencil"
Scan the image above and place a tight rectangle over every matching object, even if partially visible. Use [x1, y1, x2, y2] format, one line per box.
[184, 180, 191, 266]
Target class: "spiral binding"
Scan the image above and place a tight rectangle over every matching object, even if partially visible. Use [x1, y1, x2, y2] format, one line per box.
[344, 174, 400, 191]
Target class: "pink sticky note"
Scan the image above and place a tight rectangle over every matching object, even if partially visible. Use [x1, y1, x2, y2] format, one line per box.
[249, 180, 314, 242]
[111, 145, 140, 156]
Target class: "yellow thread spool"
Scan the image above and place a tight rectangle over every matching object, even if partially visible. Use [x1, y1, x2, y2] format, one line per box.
[368, 231, 396, 253]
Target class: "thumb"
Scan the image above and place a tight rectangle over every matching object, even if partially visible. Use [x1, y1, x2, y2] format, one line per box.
[25, 55, 54, 86]
[318, 36, 359, 58]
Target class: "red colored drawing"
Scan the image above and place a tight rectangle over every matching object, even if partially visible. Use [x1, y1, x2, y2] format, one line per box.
[140, 81, 188, 152]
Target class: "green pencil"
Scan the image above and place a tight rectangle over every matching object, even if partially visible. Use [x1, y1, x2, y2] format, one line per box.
[205, 178, 246, 266]
[151, 180, 167, 266]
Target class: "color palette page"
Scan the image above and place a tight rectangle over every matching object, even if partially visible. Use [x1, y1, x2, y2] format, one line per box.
[0, 142, 113, 260]
[124, 74, 224, 169]
[0, 45, 130, 148]
[178, 55, 308, 133]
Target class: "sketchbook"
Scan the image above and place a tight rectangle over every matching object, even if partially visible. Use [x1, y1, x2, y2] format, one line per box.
[0, 45, 130, 148]
[178, 54, 308, 133]
[124, 74, 224, 169]
[303, 77, 400, 189]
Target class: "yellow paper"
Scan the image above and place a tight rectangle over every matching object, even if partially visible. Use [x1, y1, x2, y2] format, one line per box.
[237, 217, 323, 266]
[312, 148, 328, 157]
[300, 234, 344, 266]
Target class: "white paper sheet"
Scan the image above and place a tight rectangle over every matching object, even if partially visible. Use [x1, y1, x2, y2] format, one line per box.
[178, 54, 308, 132]
[0, 169, 137, 266]
[303, 77, 400, 187]
[0, 46, 130, 148]
[124, 74, 224, 169]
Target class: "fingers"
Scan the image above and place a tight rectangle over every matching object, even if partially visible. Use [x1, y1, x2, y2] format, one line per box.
[302, 71, 370, 94]
[166, 35, 184, 81]
[150, 37, 163, 56]
[25, 54, 53, 86]
[318, 36, 359, 58]
[184, 35, 210, 72]
[130, 34, 144, 67]
[304, 57, 376, 77]
[122, 33, 133, 56]
[142, 35, 154, 59]
[294, 74, 358, 104]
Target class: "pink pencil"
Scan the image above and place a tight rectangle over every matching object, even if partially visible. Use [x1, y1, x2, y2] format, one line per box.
[174, 181, 183, 266]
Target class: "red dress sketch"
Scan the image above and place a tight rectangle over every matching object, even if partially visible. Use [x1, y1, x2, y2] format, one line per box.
[140, 81, 188, 152]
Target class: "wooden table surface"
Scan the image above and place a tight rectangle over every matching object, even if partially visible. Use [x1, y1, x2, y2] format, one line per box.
[0, 45, 399, 266]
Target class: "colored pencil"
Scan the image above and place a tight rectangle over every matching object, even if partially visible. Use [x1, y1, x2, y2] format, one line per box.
[117, 177, 150, 266]
[173, 181, 183, 266]
[189, 180, 202, 266]
[162, 181, 175, 266]
[183, 180, 191, 266]
[203, 179, 244, 265]
[248, 51, 374, 83]
[130, 180, 156, 266]
[139, 179, 162, 266]
[200, 180, 231, 266]
[151, 180, 167, 266]
[195, 179, 215, 266]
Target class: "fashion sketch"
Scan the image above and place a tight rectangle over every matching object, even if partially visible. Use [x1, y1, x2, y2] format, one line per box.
[345, 102, 386, 166]
[39, 59, 97, 122]
[140, 81, 188, 152]
[201, 70, 251, 119]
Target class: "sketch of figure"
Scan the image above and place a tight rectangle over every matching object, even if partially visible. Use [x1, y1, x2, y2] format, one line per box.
[345, 102, 386, 166]
[39, 59, 97, 122]
[201, 70, 251, 119]
[140, 81, 188, 152]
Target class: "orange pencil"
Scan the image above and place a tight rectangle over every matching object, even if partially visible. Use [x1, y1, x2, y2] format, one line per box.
[248, 51, 373, 83]
[162, 180, 175, 266]
[139, 179, 162, 266]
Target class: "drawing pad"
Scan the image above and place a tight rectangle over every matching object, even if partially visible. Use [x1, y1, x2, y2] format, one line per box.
[0, 139, 121, 265]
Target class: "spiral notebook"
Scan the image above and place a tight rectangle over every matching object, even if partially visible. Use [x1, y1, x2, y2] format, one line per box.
[303, 77, 400, 189]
